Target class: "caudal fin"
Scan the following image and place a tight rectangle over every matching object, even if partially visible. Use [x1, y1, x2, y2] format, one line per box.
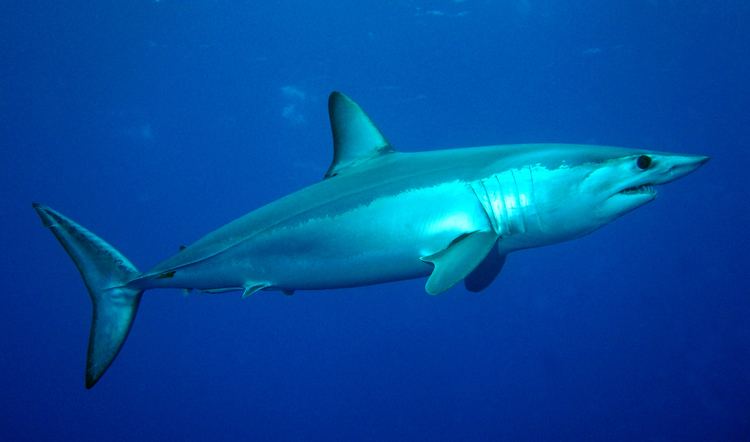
[33, 203, 143, 388]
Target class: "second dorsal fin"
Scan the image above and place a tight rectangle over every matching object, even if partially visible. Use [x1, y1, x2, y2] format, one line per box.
[325, 92, 393, 178]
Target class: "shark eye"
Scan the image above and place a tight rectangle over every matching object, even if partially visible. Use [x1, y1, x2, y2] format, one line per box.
[636, 155, 652, 170]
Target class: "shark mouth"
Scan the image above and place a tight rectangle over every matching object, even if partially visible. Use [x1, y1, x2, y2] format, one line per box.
[619, 184, 656, 195]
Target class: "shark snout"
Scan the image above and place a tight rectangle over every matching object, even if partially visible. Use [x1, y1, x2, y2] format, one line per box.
[656, 154, 710, 184]
[683, 155, 710, 168]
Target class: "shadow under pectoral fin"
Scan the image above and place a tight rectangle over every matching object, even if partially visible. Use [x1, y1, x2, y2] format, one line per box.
[464, 244, 506, 292]
[420, 231, 498, 295]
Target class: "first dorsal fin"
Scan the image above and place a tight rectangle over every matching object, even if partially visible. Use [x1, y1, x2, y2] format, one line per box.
[325, 92, 393, 178]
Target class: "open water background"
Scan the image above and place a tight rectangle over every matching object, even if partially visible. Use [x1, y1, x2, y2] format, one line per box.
[2, 1, 748, 440]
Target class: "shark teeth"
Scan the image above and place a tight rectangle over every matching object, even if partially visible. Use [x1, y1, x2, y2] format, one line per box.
[620, 184, 655, 195]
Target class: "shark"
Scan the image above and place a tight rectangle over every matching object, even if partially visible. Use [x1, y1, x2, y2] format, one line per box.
[34, 92, 709, 388]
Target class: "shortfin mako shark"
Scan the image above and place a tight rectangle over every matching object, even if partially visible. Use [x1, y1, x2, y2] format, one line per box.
[34, 92, 708, 388]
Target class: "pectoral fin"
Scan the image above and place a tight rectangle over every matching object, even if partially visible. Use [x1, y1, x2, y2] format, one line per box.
[464, 244, 506, 292]
[420, 231, 498, 295]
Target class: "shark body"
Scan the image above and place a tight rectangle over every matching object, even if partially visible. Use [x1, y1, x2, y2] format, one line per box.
[34, 92, 708, 387]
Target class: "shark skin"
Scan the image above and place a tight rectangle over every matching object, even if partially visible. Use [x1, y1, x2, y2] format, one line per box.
[33, 92, 709, 387]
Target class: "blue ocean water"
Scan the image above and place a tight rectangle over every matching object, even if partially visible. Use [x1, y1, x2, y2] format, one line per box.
[2, 1, 749, 440]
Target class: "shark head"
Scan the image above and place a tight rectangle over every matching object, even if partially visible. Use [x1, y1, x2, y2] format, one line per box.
[518, 146, 710, 243]
[582, 151, 709, 221]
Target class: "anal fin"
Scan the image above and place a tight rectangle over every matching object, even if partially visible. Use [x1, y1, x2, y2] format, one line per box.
[242, 282, 270, 299]
[420, 231, 498, 295]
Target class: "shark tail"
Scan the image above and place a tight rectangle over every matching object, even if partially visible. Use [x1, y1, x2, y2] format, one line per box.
[33, 203, 143, 389]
